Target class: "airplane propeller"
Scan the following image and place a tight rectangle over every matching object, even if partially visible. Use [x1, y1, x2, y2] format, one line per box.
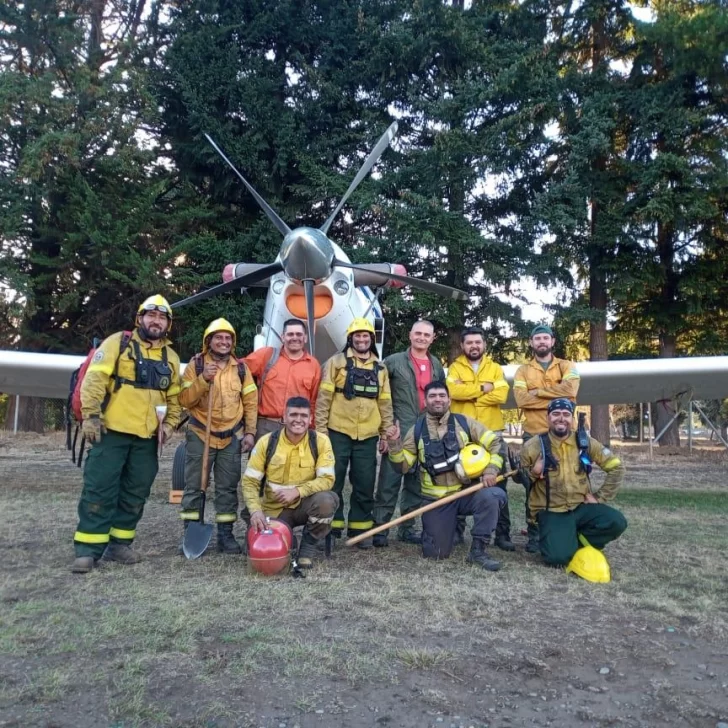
[173, 122, 469, 355]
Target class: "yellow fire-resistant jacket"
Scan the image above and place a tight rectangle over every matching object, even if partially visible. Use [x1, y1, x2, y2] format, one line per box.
[81, 330, 182, 438]
[179, 353, 258, 450]
[388, 410, 503, 499]
[242, 430, 336, 517]
[513, 357, 581, 435]
[520, 432, 624, 515]
[446, 355, 509, 431]
[315, 349, 393, 440]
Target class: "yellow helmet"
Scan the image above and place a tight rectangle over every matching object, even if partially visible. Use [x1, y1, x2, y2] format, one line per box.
[203, 318, 237, 351]
[454, 444, 491, 483]
[137, 294, 172, 321]
[346, 317, 375, 337]
[565, 535, 611, 583]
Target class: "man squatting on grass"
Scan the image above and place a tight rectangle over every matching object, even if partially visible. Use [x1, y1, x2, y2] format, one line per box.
[242, 397, 338, 569]
[386, 381, 507, 572]
[520, 398, 628, 566]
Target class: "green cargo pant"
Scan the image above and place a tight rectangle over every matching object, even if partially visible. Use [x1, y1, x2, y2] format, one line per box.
[275, 491, 340, 540]
[329, 430, 378, 536]
[537, 503, 628, 566]
[372, 454, 422, 538]
[180, 429, 241, 523]
[74, 429, 158, 558]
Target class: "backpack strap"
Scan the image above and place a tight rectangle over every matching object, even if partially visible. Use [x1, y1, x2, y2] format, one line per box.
[258, 348, 281, 401]
[452, 413, 469, 436]
[538, 433, 560, 511]
[194, 354, 204, 377]
[413, 414, 428, 462]
[308, 430, 318, 462]
[259, 429, 283, 497]
[576, 412, 593, 476]
[237, 360, 246, 382]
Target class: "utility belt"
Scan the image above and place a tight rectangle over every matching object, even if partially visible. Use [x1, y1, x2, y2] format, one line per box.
[113, 340, 173, 392]
[340, 357, 382, 400]
[188, 416, 244, 440]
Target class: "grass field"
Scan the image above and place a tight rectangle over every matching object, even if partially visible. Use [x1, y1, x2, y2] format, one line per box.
[1, 433, 727, 727]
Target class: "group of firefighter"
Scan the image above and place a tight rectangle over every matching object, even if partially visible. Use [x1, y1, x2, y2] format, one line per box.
[70, 294, 628, 576]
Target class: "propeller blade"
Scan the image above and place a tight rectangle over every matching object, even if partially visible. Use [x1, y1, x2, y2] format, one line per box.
[303, 278, 316, 357]
[172, 262, 284, 309]
[335, 261, 469, 302]
[320, 121, 398, 235]
[204, 134, 291, 238]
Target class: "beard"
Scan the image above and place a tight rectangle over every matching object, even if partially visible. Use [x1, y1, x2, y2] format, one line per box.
[534, 345, 553, 357]
[465, 350, 482, 361]
[138, 325, 166, 341]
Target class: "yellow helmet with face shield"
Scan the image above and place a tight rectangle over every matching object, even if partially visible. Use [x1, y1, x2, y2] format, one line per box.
[454, 443, 491, 484]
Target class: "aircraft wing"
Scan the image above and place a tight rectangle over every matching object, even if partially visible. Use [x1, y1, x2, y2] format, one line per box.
[502, 356, 728, 407]
[0, 350, 726, 405]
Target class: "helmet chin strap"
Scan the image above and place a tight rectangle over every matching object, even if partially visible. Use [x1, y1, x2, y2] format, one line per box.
[210, 350, 231, 362]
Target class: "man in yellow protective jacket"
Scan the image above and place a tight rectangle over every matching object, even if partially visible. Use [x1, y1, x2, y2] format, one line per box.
[513, 324, 581, 552]
[71, 295, 182, 573]
[520, 398, 627, 566]
[387, 381, 506, 571]
[447, 326, 512, 550]
[179, 318, 258, 554]
[316, 318, 393, 548]
[242, 397, 338, 568]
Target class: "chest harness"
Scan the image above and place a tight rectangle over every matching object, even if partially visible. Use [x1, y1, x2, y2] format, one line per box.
[337, 357, 382, 400]
[537, 412, 593, 511]
[113, 339, 173, 393]
[414, 413, 469, 478]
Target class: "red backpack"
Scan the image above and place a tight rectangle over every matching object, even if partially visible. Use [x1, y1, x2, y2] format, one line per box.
[67, 331, 132, 465]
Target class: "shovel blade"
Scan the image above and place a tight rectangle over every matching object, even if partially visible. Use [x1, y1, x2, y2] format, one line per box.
[183, 522, 214, 560]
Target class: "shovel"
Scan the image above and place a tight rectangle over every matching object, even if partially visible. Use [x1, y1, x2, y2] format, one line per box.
[183, 383, 215, 559]
[155, 404, 168, 457]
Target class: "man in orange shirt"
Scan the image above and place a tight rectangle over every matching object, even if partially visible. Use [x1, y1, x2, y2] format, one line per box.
[243, 319, 321, 440]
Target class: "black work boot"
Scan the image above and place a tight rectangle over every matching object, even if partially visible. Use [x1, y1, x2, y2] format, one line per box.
[525, 523, 540, 554]
[494, 533, 516, 552]
[297, 530, 318, 569]
[102, 542, 144, 565]
[70, 556, 97, 574]
[217, 523, 242, 554]
[397, 528, 422, 545]
[452, 517, 466, 547]
[373, 531, 389, 548]
[466, 537, 502, 572]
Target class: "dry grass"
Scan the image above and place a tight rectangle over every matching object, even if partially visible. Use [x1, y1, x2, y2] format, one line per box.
[0, 432, 727, 727]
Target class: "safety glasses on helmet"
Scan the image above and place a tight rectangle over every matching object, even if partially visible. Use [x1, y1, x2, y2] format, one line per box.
[140, 303, 171, 316]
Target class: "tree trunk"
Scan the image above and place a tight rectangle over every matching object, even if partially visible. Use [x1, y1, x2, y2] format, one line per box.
[3, 396, 46, 433]
[653, 331, 681, 447]
[588, 231, 610, 446]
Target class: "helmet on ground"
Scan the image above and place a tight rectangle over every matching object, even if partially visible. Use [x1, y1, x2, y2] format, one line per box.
[202, 318, 237, 351]
[247, 518, 293, 576]
[565, 535, 611, 583]
[346, 317, 375, 337]
[454, 444, 491, 484]
[137, 294, 172, 321]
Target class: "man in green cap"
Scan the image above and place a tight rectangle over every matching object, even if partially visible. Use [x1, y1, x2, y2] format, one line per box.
[512, 324, 580, 552]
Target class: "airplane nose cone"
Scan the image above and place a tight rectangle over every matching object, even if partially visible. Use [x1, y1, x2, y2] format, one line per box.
[280, 227, 335, 283]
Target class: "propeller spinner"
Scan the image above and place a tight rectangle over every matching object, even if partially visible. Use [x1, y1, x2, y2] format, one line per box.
[172, 122, 469, 355]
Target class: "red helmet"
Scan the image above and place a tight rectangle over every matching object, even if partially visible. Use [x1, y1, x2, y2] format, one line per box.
[247, 518, 293, 576]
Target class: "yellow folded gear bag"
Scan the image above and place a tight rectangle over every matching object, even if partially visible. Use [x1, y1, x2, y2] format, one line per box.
[565, 533, 611, 583]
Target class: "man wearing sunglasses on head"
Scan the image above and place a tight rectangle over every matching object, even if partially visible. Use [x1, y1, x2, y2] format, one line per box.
[71, 295, 182, 573]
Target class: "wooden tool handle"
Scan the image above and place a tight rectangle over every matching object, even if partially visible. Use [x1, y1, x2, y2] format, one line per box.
[345, 470, 517, 546]
[200, 383, 214, 494]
